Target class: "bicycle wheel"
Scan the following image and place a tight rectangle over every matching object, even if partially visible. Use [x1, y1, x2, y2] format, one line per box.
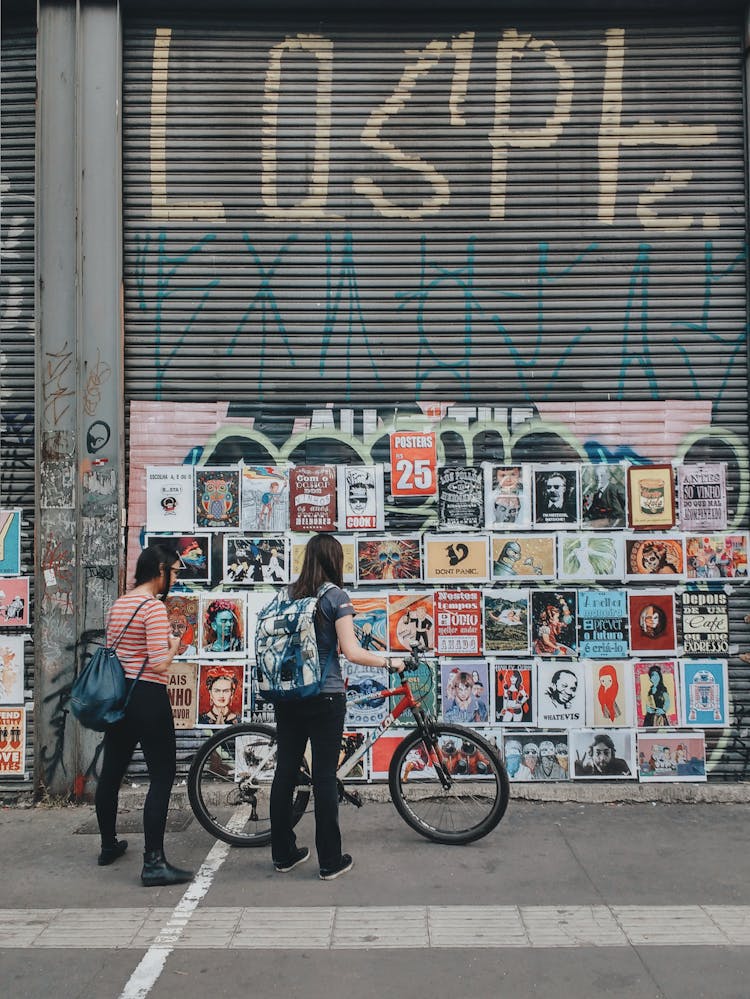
[187, 723, 311, 847]
[388, 724, 509, 845]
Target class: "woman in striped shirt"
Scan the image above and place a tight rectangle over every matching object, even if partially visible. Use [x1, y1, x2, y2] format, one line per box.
[95, 543, 193, 887]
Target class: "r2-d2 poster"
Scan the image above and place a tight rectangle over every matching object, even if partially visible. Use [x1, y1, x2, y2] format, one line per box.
[337, 466, 384, 532]
[678, 659, 729, 727]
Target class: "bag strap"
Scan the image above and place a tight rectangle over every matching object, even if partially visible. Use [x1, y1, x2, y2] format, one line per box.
[108, 597, 154, 652]
[122, 658, 149, 711]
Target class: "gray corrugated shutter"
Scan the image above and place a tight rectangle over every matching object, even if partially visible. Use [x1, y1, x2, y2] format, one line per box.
[1, 21, 36, 788]
[122, 15, 748, 780]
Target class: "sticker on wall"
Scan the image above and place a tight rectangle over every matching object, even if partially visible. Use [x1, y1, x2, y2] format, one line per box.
[570, 728, 636, 779]
[483, 589, 530, 656]
[678, 659, 729, 728]
[684, 532, 748, 579]
[580, 462, 627, 530]
[0, 578, 29, 628]
[0, 510, 22, 576]
[165, 593, 200, 658]
[289, 465, 337, 533]
[637, 731, 706, 781]
[494, 663, 535, 725]
[434, 589, 483, 656]
[223, 535, 288, 585]
[423, 534, 489, 584]
[679, 589, 729, 656]
[167, 661, 198, 730]
[437, 466, 485, 531]
[633, 660, 680, 728]
[0, 707, 26, 775]
[484, 464, 532, 530]
[503, 731, 570, 782]
[624, 535, 685, 580]
[194, 467, 241, 531]
[0, 636, 24, 705]
[577, 589, 629, 659]
[198, 592, 247, 658]
[337, 465, 384, 532]
[356, 536, 422, 584]
[196, 662, 245, 727]
[627, 591, 677, 656]
[145, 466, 195, 533]
[146, 534, 211, 583]
[677, 463, 727, 532]
[532, 464, 580, 529]
[626, 464, 676, 531]
[387, 592, 435, 653]
[389, 432, 437, 497]
[558, 533, 624, 581]
[240, 466, 290, 533]
[491, 534, 556, 581]
[531, 590, 577, 657]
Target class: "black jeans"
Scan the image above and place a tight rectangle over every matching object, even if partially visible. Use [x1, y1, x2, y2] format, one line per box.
[95, 679, 176, 854]
[270, 692, 346, 870]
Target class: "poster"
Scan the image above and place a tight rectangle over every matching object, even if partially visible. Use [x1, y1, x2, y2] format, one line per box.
[389, 432, 437, 497]
[165, 593, 200, 657]
[196, 662, 245, 727]
[625, 536, 685, 580]
[577, 589, 629, 659]
[531, 590, 577, 657]
[677, 463, 727, 532]
[0, 509, 22, 576]
[0, 707, 26, 775]
[434, 589, 482, 656]
[440, 660, 490, 724]
[338, 732, 367, 780]
[337, 466, 384, 532]
[342, 659, 390, 727]
[146, 534, 211, 583]
[532, 464, 580, 529]
[145, 466, 195, 532]
[678, 659, 729, 727]
[628, 592, 677, 655]
[249, 673, 275, 725]
[491, 534, 556, 581]
[483, 589, 530, 655]
[484, 464, 532, 530]
[570, 729, 636, 779]
[387, 593, 435, 652]
[369, 729, 410, 779]
[240, 466, 289, 532]
[245, 588, 275, 653]
[587, 660, 634, 728]
[580, 462, 627, 529]
[356, 536, 422, 584]
[633, 660, 680, 728]
[494, 663, 535, 725]
[223, 535, 288, 584]
[637, 731, 707, 781]
[680, 589, 730, 656]
[350, 595, 388, 653]
[684, 532, 749, 579]
[0, 636, 25, 704]
[558, 533, 624, 581]
[292, 534, 356, 583]
[0, 578, 30, 627]
[167, 661, 198, 729]
[198, 592, 247, 658]
[194, 467, 241, 531]
[437, 466, 485, 531]
[422, 534, 489, 584]
[626, 464, 676, 530]
[503, 732, 569, 782]
[536, 660, 587, 728]
[289, 465, 337, 532]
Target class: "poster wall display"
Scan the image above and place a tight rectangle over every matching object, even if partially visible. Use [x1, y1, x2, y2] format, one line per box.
[484, 464, 532, 530]
[558, 533, 624, 581]
[350, 596, 388, 653]
[536, 660, 587, 728]
[678, 659, 729, 727]
[580, 462, 627, 529]
[196, 662, 245, 727]
[437, 466, 485, 531]
[0, 707, 26, 775]
[342, 660, 390, 727]
[503, 731, 570, 782]
[677, 463, 727, 532]
[198, 592, 247, 658]
[337, 465, 384, 532]
[0, 509, 22, 576]
[440, 660, 490, 724]
[483, 589, 530, 655]
[577, 589, 629, 659]
[587, 660, 634, 728]
[240, 466, 289, 533]
[145, 467, 195, 533]
[680, 590, 730, 656]
[423, 534, 489, 584]
[165, 593, 200, 657]
[628, 592, 677, 656]
[388, 593, 435, 652]
[494, 663, 535, 725]
[434, 589, 482, 656]
[356, 536, 422, 584]
[624, 536, 685, 580]
[0, 577, 29, 627]
[626, 465, 676, 531]
[491, 534, 556, 580]
[167, 661, 198, 729]
[532, 464, 580, 529]
[633, 660, 680, 728]
[289, 465, 337, 532]
[0, 636, 25, 704]
[389, 432, 437, 497]
[570, 728, 636, 779]
[223, 535, 288, 584]
[146, 534, 211, 583]
[637, 731, 707, 781]
[194, 467, 241, 531]
[684, 532, 749, 579]
[530, 590, 577, 657]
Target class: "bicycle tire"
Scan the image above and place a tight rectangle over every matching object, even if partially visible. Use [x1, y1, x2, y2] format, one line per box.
[388, 724, 509, 845]
[187, 723, 311, 847]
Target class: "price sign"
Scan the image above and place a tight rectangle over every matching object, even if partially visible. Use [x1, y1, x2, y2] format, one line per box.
[389, 432, 437, 497]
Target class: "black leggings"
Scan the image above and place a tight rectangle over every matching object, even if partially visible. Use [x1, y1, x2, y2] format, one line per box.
[95, 679, 176, 853]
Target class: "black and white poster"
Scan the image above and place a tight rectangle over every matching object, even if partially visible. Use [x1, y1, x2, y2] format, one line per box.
[680, 589, 730, 656]
[677, 463, 727, 531]
[437, 466, 485, 531]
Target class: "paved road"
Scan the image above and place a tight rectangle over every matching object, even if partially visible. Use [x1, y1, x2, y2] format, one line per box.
[1, 798, 749, 998]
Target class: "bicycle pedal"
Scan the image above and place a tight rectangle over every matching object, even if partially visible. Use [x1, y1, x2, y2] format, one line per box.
[342, 790, 363, 807]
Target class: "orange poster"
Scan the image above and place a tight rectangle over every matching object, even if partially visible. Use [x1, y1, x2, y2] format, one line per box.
[389, 432, 437, 497]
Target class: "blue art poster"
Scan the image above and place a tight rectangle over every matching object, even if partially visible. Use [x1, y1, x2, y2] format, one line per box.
[678, 659, 729, 728]
[577, 589, 628, 658]
[0, 510, 22, 576]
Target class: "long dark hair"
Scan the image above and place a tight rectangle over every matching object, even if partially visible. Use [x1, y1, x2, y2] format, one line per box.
[291, 534, 343, 598]
[134, 543, 180, 601]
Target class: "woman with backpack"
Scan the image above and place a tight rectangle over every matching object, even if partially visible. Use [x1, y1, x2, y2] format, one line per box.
[270, 533, 406, 881]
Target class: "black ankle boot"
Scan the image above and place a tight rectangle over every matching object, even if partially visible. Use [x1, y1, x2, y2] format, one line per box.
[141, 849, 193, 887]
[98, 839, 128, 866]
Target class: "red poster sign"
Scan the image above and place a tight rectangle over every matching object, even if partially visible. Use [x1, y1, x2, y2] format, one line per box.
[434, 590, 483, 656]
[289, 466, 337, 532]
[389, 432, 437, 496]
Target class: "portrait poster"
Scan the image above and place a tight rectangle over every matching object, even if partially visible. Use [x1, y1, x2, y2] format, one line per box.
[240, 466, 289, 533]
[577, 589, 629, 659]
[389, 431, 437, 497]
[167, 661, 198, 729]
[164, 593, 200, 658]
[483, 589, 530, 655]
[586, 660, 634, 728]
[196, 662, 245, 727]
[637, 731, 707, 781]
[289, 465, 337, 532]
[356, 536, 422, 584]
[223, 535, 288, 585]
[440, 660, 490, 725]
[491, 534, 556, 581]
[532, 464, 580, 529]
[0, 509, 22, 576]
[628, 592, 677, 655]
[678, 659, 729, 728]
[680, 589, 729, 656]
[503, 731, 570, 782]
[342, 659, 390, 727]
[558, 533, 624, 581]
[146, 534, 211, 583]
[194, 467, 241, 531]
[580, 462, 627, 530]
[536, 660, 586, 728]
[570, 728, 636, 779]
[677, 463, 727, 532]
[145, 466, 195, 533]
[198, 592, 247, 658]
[0, 636, 25, 704]
[434, 589, 482, 656]
[337, 465, 384, 532]
[291, 534, 356, 583]
[684, 532, 749, 579]
[369, 729, 410, 779]
[0, 707, 26, 775]
[530, 590, 577, 657]
[624, 536, 685, 581]
[338, 732, 367, 781]
[0, 577, 29, 627]
[633, 659, 680, 728]
[484, 464, 532, 530]
[437, 466, 485, 531]
[626, 464, 676, 530]
[388, 593, 435, 653]
[423, 534, 489, 584]
[494, 663, 535, 725]
[350, 595, 388, 653]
